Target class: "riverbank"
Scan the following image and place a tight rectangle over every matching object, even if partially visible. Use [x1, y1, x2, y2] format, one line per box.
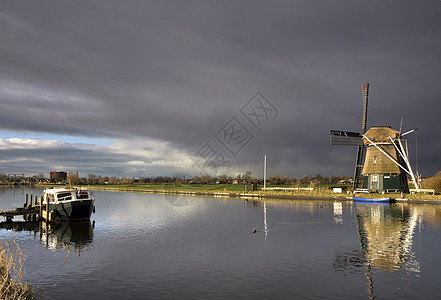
[0, 241, 34, 300]
[37, 184, 441, 203]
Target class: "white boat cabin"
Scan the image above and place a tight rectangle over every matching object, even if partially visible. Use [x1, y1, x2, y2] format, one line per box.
[44, 187, 93, 204]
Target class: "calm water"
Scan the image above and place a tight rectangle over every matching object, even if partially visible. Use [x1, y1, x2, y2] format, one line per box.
[1, 186, 441, 299]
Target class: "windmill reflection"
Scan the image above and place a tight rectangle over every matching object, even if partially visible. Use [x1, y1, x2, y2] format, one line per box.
[356, 203, 420, 272]
[334, 203, 420, 272]
[334, 203, 421, 299]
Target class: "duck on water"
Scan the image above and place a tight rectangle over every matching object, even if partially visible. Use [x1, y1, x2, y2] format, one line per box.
[43, 187, 95, 221]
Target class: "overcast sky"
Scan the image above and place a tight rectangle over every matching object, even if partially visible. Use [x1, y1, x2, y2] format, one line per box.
[1, 0, 440, 179]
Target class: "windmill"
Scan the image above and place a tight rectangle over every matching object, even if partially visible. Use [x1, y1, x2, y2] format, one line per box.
[330, 83, 419, 193]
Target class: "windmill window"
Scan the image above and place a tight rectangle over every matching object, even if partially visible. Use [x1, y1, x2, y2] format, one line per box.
[373, 156, 377, 163]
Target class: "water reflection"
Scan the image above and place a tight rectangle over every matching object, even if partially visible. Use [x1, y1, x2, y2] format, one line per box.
[2, 188, 441, 299]
[355, 203, 425, 299]
[163, 194, 195, 206]
[333, 202, 343, 224]
[263, 201, 268, 242]
[355, 203, 420, 273]
[243, 199, 270, 241]
[0, 220, 94, 253]
[333, 203, 425, 275]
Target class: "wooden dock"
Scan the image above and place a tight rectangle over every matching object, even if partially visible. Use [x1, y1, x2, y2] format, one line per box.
[0, 193, 53, 222]
[0, 207, 39, 218]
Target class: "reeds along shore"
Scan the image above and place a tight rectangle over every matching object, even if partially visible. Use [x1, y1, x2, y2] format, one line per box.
[0, 241, 34, 300]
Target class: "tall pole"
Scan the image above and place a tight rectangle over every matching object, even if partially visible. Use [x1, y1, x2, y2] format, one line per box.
[263, 154, 267, 189]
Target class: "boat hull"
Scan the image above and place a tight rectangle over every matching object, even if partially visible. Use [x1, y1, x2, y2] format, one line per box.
[52, 199, 95, 221]
[351, 196, 391, 203]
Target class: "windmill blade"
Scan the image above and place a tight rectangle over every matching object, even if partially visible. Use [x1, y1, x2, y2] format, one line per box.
[354, 82, 369, 190]
[330, 130, 363, 145]
[401, 128, 418, 137]
[361, 82, 369, 134]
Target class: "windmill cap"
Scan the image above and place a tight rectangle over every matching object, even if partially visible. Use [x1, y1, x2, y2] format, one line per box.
[364, 126, 400, 143]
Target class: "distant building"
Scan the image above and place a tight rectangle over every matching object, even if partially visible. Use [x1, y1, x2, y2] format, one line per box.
[337, 178, 354, 185]
[50, 171, 67, 182]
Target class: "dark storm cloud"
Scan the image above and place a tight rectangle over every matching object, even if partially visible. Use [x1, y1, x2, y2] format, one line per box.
[0, 0, 440, 177]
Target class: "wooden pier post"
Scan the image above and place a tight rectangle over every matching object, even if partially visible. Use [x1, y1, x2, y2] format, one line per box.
[39, 196, 43, 238]
[31, 195, 36, 221]
[24, 194, 29, 221]
[39, 196, 43, 220]
[45, 198, 49, 222]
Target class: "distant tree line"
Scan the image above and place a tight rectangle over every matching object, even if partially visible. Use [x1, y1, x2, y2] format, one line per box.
[66, 171, 353, 186]
[0, 173, 46, 184]
[0, 171, 353, 186]
[3, 170, 440, 194]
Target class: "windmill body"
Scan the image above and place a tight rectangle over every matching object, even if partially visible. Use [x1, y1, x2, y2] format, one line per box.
[361, 126, 409, 193]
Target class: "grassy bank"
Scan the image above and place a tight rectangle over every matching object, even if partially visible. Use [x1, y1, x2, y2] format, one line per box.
[38, 183, 441, 201]
[0, 241, 34, 300]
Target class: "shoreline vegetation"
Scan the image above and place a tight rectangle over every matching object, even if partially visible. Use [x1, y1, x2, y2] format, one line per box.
[37, 183, 441, 202]
[0, 241, 34, 300]
[5, 171, 441, 200]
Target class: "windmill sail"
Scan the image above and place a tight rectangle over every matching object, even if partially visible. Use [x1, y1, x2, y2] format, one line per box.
[329, 82, 369, 191]
[361, 82, 369, 133]
[353, 83, 369, 189]
[330, 130, 363, 146]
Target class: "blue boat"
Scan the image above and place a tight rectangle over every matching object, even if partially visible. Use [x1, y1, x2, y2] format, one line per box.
[351, 196, 392, 203]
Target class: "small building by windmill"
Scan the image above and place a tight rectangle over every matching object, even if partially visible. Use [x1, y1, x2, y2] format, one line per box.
[361, 126, 409, 193]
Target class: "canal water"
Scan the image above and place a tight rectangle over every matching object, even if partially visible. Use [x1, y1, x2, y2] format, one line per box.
[1, 186, 441, 299]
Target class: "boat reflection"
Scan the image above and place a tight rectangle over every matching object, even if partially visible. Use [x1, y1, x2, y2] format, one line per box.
[0, 220, 94, 253]
[40, 220, 94, 252]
